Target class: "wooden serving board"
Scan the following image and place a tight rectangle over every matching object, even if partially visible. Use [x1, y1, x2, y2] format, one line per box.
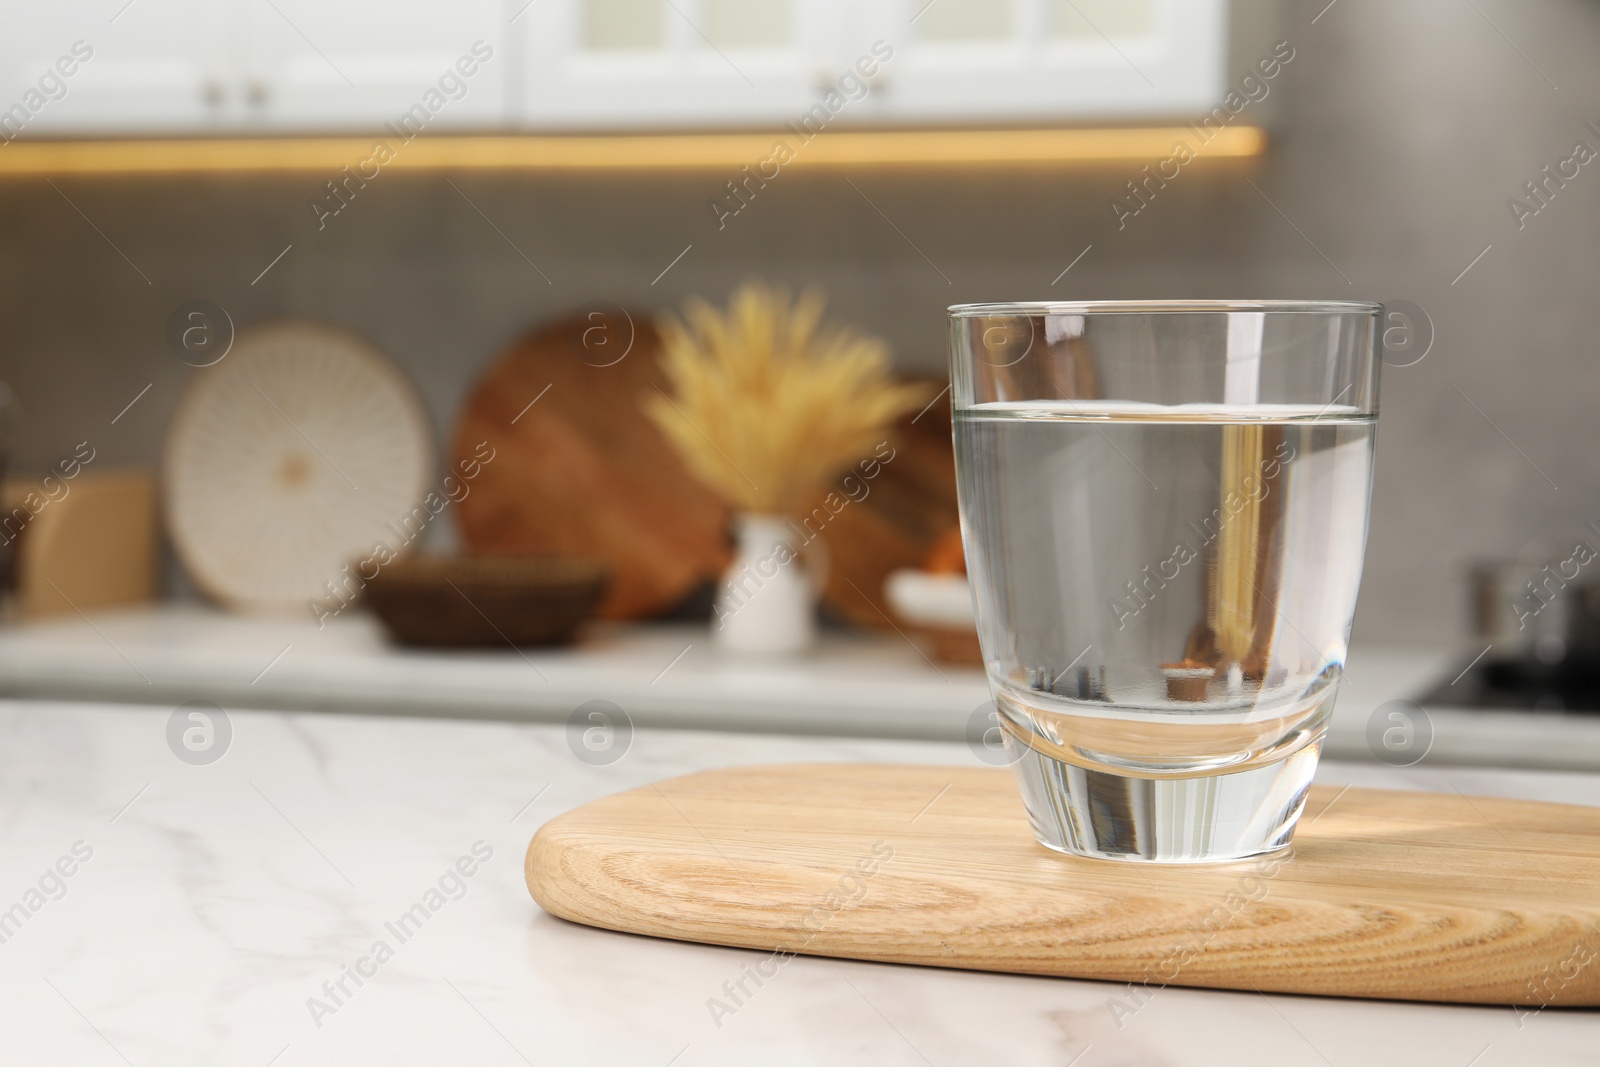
[527, 763, 1600, 1007]
[452, 311, 731, 620]
[806, 380, 962, 631]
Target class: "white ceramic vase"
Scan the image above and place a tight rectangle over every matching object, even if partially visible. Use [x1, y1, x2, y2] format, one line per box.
[713, 513, 817, 655]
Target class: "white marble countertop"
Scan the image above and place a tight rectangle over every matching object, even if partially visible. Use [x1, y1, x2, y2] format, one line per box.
[5, 606, 1600, 771]
[0, 606, 982, 738]
[1, 697, 1594, 1066]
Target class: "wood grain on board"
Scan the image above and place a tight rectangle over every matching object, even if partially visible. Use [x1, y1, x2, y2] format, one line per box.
[452, 311, 731, 620]
[528, 762, 1600, 1006]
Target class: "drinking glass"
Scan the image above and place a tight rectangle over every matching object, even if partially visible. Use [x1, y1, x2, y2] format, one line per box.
[950, 301, 1380, 862]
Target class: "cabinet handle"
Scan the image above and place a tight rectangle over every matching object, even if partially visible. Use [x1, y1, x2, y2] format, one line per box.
[815, 67, 885, 95]
[201, 78, 225, 106]
[245, 80, 270, 106]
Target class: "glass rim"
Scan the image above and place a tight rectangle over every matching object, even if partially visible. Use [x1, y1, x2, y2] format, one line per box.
[948, 299, 1383, 318]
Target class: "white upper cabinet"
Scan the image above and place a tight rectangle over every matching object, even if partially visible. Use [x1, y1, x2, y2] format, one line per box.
[0, 0, 232, 135]
[235, 0, 506, 131]
[0, 0, 1231, 137]
[517, 0, 1227, 129]
[0, 0, 506, 136]
[836, 0, 1229, 124]
[517, 0, 829, 129]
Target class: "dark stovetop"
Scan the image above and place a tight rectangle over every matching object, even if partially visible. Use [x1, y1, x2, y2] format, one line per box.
[1417, 658, 1600, 713]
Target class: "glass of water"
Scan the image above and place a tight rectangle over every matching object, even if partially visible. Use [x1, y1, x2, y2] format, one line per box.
[950, 301, 1380, 862]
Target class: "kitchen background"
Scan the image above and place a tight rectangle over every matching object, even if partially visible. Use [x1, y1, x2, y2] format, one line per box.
[2, 0, 1598, 647]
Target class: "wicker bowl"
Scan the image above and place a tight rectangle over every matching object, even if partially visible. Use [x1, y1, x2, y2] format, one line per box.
[363, 556, 610, 648]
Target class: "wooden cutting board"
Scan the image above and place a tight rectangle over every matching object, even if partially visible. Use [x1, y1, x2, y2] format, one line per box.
[527, 763, 1600, 1007]
[451, 311, 731, 620]
[806, 381, 962, 631]
[4, 470, 158, 617]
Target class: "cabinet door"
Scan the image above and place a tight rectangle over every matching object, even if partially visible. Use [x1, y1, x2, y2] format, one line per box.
[845, 0, 1228, 124]
[519, 0, 828, 129]
[0, 0, 235, 136]
[235, 0, 507, 131]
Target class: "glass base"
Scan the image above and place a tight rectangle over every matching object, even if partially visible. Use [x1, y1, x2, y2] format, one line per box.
[1005, 736, 1322, 863]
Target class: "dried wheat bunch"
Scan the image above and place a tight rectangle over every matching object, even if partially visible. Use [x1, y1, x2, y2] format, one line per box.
[645, 283, 929, 516]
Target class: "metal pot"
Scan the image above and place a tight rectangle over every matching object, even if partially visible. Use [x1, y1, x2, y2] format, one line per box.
[1471, 550, 1600, 680]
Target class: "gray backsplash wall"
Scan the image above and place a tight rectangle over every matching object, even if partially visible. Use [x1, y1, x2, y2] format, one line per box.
[3, 0, 1599, 645]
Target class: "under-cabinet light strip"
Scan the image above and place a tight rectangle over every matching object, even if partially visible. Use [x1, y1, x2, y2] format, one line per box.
[0, 126, 1265, 175]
